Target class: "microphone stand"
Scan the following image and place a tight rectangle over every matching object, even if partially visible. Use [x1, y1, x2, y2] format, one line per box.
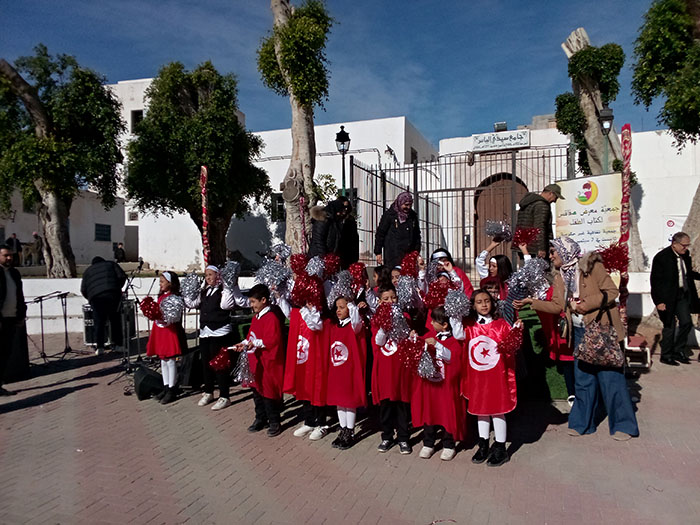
[110, 259, 145, 385]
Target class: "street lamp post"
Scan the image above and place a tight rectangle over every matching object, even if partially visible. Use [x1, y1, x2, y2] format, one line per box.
[335, 125, 351, 196]
[598, 105, 614, 174]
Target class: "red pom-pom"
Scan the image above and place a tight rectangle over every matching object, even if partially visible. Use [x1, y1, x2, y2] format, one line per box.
[371, 302, 393, 331]
[512, 227, 541, 247]
[400, 251, 421, 279]
[423, 280, 453, 310]
[291, 273, 324, 310]
[140, 296, 162, 321]
[348, 262, 366, 294]
[498, 325, 523, 357]
[322, 253, 340, 278]
[398, 337, 424, 370]
[209, 347, 232, 372]
[597, 242, 629, 274]
[290, 254, 309, 276]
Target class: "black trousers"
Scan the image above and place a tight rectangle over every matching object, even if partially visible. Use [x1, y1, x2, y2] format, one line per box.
[90, 293, 123, 348]
[199, 333, 234, 398]
[252, 388, 281, 426]
[422, 424, 455, 449]
[379, 399, 410, 442]
[302, 400, 327, 427]
[0, 317, 18, 385]
[660, 290, 692, 360]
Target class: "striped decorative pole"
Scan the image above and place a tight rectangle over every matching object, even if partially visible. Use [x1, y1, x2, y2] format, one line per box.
[619, 124, 632, 328]
[200, 165, 210, 266]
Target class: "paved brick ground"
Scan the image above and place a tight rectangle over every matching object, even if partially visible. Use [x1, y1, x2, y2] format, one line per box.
[1, 332, 699, 524]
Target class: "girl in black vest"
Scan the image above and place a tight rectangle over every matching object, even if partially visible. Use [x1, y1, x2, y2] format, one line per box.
[185, 265, 236, 411]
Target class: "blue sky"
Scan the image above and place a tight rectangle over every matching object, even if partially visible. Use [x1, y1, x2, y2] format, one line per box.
[3, 0, 662, 146]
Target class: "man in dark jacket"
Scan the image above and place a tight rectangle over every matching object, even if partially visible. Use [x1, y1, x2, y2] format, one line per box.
[650, 232, 700, 365]
[308, 197, 359, 269]
[81, 256, 127, 355]
[0, 244, 26, 395]
[515, 183, 563, 257]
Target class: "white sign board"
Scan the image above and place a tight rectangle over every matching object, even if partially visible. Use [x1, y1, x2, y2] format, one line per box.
[472, 129, 530, 152]
[555, 173, 622, 253]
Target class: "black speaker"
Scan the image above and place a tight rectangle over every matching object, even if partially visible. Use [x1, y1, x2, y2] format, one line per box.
[178, 350, 202, 389]
[133, 365, 164, 401]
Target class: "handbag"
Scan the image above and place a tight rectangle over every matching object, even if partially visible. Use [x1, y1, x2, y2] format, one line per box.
[573, 292, 624, 368]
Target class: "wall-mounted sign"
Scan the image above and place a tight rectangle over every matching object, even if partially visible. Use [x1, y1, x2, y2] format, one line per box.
[472, 129, 530, 152]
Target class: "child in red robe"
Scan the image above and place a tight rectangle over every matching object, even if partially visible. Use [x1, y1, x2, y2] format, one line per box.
[412, 306, 466, 461]
[462, 289, 521, 467]
[284, 293, 329, 441]
[327, 296, 367, 450]
[232, 284, 285, 437]
[145, 271, 185, 405]
[371, 284, 414, 455]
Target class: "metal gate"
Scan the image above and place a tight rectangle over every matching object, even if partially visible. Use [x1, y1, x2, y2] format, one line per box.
[351, 145, 572, 283]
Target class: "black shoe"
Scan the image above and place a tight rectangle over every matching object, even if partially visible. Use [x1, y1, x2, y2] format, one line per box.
[267, 423, 281, 437]
[338, 429, 355, 450]
[0, 386, 17, 396]
[398, 441, 412, 455]
[676, 355, 691, 364]
[160, 387, 176, 404]
[660, 357, 680, 366]
[471, 438, 490, 464]
[332, 428, 347, 448]
[377, 439, 393, 453]
[247, 419, 268, 432]
[154, 386, 167, 401]
[486, 441, 509, 467]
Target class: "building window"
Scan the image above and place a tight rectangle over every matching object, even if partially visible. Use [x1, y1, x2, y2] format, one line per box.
[131, 110, 144, 133]
[95, 223, 111, 242]
[410, 147, 418, 164]
[270, 193, 286, 222]
[128, 211, 138, 222]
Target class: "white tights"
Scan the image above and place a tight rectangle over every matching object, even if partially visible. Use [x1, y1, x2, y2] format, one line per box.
[161, 359, 177, 387]
[337, 407, 357, 430]
[477, 414, 507, 443]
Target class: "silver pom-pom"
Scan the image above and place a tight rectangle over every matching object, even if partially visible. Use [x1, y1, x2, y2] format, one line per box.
[502, 258, 549, 324]
[388, 304, 410, 341]
[485, 220, 513, 242]
[181, 273, 202, 305]
[327, 270, 353, 309]
[426, 259, 442, 284]
[255, 261, 292, 289]
[270, 243, 292, 262]
[233, 350, 256, 385]
[220, 261, 241, 289]
[417, 347, 442, 381]
[306, 256, 325, 278]
[396, 275, 417, 310]
[160, 294, 185, 325]
[444, 289, 470, 319]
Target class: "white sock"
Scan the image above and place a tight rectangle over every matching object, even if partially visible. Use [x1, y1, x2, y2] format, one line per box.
[477, 416, 491, 439]
[345, 408, 356, 430]
[492, 414, 507, 443]
[160, 359, 169, 386]
[337, 408, 347, 428]
[163, 359, 177, 387]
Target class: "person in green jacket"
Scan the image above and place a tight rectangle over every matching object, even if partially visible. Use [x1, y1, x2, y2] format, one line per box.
[515, 183, 563, 257]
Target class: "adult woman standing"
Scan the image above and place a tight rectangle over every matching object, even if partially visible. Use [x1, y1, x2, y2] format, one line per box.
[515, 237, 638, 440]
[374, 192, 421, 270]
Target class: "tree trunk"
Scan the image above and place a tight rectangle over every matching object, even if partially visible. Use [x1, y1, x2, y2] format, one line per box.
[0, 58, 77, 277]
[683, 182, 700, 270]
[208, 216, 230, 267]
[270, 0, 316, 255]
[37, 188, 77, 278]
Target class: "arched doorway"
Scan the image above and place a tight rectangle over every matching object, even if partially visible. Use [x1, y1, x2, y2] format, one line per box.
[473, 173, 528, 261]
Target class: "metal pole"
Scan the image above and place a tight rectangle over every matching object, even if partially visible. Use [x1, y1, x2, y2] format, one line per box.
[349, 155, 354, 198]
[413, 162, 419, 216]
[341, 151, 346, 196]
[603, 139, 609, 175]
[510, 151, 518, 266]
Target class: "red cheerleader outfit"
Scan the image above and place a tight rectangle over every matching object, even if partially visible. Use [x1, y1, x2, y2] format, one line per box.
[245, 306, 286, 400]
[146, 293, 184, 359]
[536, 286, 573, 362]
[461, 318, 517, 416]
[326, 303, 367, 409]
[371, 326, 414, 405]
[283, 306, 329, 406]
[453, 266, 474, 298]
[411, 331, 466, 440]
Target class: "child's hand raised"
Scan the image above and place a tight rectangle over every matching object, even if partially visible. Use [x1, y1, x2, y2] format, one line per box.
[425, 337, 437, 346]
[357, 301, 368, 309]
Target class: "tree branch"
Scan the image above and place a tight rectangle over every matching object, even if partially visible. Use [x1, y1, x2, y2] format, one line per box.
[0, 58, 51, 138]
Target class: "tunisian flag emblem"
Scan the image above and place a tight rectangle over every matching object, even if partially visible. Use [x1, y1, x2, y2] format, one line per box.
[468, 335, 500, 371]
[330, 341, 349, 366]
[296, 335, 309, 364]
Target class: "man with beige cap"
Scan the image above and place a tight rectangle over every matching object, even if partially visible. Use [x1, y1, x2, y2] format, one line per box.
[516, 183, 564, 257]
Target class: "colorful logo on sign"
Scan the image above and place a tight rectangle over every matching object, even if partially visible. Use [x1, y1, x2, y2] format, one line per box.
[576, 180, 598, 205]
